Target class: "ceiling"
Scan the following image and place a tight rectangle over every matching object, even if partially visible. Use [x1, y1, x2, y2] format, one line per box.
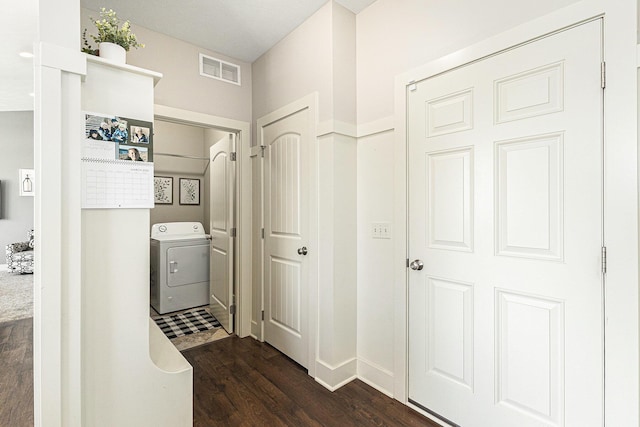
[0, 0, 376, 112]
[0, 0, 37, 111]
[80, 0, 376, 63]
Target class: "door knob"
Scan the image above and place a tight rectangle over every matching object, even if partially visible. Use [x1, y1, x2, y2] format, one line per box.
[297, 246, 308, 256]
[409, 259, 424, 271]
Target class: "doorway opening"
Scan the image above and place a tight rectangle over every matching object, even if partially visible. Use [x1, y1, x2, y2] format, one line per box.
[153, 105, 252, 338]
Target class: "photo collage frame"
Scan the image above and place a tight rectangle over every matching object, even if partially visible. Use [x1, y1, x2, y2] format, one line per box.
[84, 113, 153, 162]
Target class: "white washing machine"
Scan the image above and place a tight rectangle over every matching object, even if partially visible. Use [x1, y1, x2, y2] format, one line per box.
[150, 222, 210, 314]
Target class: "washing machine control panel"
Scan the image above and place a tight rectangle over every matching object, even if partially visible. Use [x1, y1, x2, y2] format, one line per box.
[151, 222, 206, 239]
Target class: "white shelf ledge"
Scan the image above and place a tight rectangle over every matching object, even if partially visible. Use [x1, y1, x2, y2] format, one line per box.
[84, 54, 162, 86]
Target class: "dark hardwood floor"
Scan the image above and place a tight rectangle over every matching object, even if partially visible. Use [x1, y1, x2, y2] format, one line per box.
[0, 318, 438, 427]
[0, 318, 34, 427]
[184, 337, 439, 427]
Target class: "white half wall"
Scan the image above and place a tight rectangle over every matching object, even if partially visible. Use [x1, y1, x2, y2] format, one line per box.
[81, 58, 192, 427]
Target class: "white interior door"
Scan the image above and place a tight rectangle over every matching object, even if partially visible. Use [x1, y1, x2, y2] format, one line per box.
[408, 20, 603, 427]
[262, 108, 310, 368]
[209, 134, 236, 333]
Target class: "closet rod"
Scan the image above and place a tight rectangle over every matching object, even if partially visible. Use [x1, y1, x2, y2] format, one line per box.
[155, 152, 209, 161]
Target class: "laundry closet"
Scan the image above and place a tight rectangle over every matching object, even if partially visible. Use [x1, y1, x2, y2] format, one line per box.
[150, 120, 231, 318]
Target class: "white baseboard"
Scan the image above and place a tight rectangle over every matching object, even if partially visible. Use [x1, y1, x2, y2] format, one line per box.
[357, 357, 394, 398]
[314, 357, 358, 391]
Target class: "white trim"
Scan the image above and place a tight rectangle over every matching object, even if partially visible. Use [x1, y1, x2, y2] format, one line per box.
[249, 145, 262, 157]
[40, 43, 86, 76]
[198, 53, 241, 86]
[154, 104, 253, 339]
[407, 402, 452, 427]
[357, 116, 394, 139]
[34, 38, 85, 426]
[256, 93, 319, 378]
[85, 54, 162, 86]
[315, 358, 358, 391]
[393, 2, 638, 425]
[396, 2, 603, 86]
[636, 44, 640, 68]
[317, 119, 357, 138]
[357, 357, 394, 398]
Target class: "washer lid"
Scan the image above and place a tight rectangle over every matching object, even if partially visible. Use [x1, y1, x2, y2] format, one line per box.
[151, 222, 206, 239]
[152, 234, 210, 243]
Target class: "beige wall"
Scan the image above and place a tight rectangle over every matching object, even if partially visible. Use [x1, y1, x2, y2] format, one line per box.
[355, 0, 582, 124]
[81, 8, 252, 123]
[151, 120, 207, 228]
[331, 3, 356, 125]
[252, 1, 357, 127]
[0, 111, 34, 253]
[252, 2, 333, 126]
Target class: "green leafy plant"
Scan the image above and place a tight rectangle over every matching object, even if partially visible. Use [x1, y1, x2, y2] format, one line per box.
[83, 8, 144, 54]
[82, 29, 98, 55]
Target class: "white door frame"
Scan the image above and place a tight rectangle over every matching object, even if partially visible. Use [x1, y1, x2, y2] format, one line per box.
[154, 104, 253, 338]
[256, 93, 319, 376]
[393, 2, 638, 426]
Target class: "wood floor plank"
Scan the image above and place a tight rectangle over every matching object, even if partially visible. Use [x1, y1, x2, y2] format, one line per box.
[1, 318, 438, 427]
[0, 318, 33, 427]
[183, 336, 440, 427]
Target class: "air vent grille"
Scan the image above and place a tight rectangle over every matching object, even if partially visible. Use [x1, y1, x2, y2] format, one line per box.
[199, 53, 241, 86]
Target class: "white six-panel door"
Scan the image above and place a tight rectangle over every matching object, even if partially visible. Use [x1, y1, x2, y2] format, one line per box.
[262, 108, 310, 368]
[209, 134, 236, 333]
[408, 20, 603, 427]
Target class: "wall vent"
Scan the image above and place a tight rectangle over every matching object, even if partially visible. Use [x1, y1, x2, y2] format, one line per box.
[199, 53, 241, 86]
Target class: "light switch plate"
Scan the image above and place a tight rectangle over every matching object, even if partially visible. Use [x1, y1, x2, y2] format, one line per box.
[372, 222, 392, 239]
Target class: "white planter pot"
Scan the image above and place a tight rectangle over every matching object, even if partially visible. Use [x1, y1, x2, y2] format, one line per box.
[99, 42, 126, 64]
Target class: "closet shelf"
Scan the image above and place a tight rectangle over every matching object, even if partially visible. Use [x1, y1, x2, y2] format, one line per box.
[84, 54, 163, 86]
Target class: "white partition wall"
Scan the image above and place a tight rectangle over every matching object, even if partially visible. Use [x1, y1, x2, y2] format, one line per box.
[80, 58, 192, 426]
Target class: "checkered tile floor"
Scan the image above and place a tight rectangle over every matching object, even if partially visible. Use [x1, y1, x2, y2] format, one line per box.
[152, 308, 221, 339]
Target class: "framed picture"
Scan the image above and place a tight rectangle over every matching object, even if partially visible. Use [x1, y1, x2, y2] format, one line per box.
[19, 169, 35, 197]
[179, 178, 200, 205]
[154, 176, 173, 205]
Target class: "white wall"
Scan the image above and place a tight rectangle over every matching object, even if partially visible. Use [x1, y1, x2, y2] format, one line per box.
[81, 7, 252, 123]
[356, 130, 395, 394]
[0, 111, 34, 253]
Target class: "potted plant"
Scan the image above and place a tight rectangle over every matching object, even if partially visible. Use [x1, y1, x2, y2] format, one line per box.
[82, 8, 144, 63]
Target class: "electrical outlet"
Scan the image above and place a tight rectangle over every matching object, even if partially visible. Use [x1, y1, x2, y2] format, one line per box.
[372, 222, 392, 239]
